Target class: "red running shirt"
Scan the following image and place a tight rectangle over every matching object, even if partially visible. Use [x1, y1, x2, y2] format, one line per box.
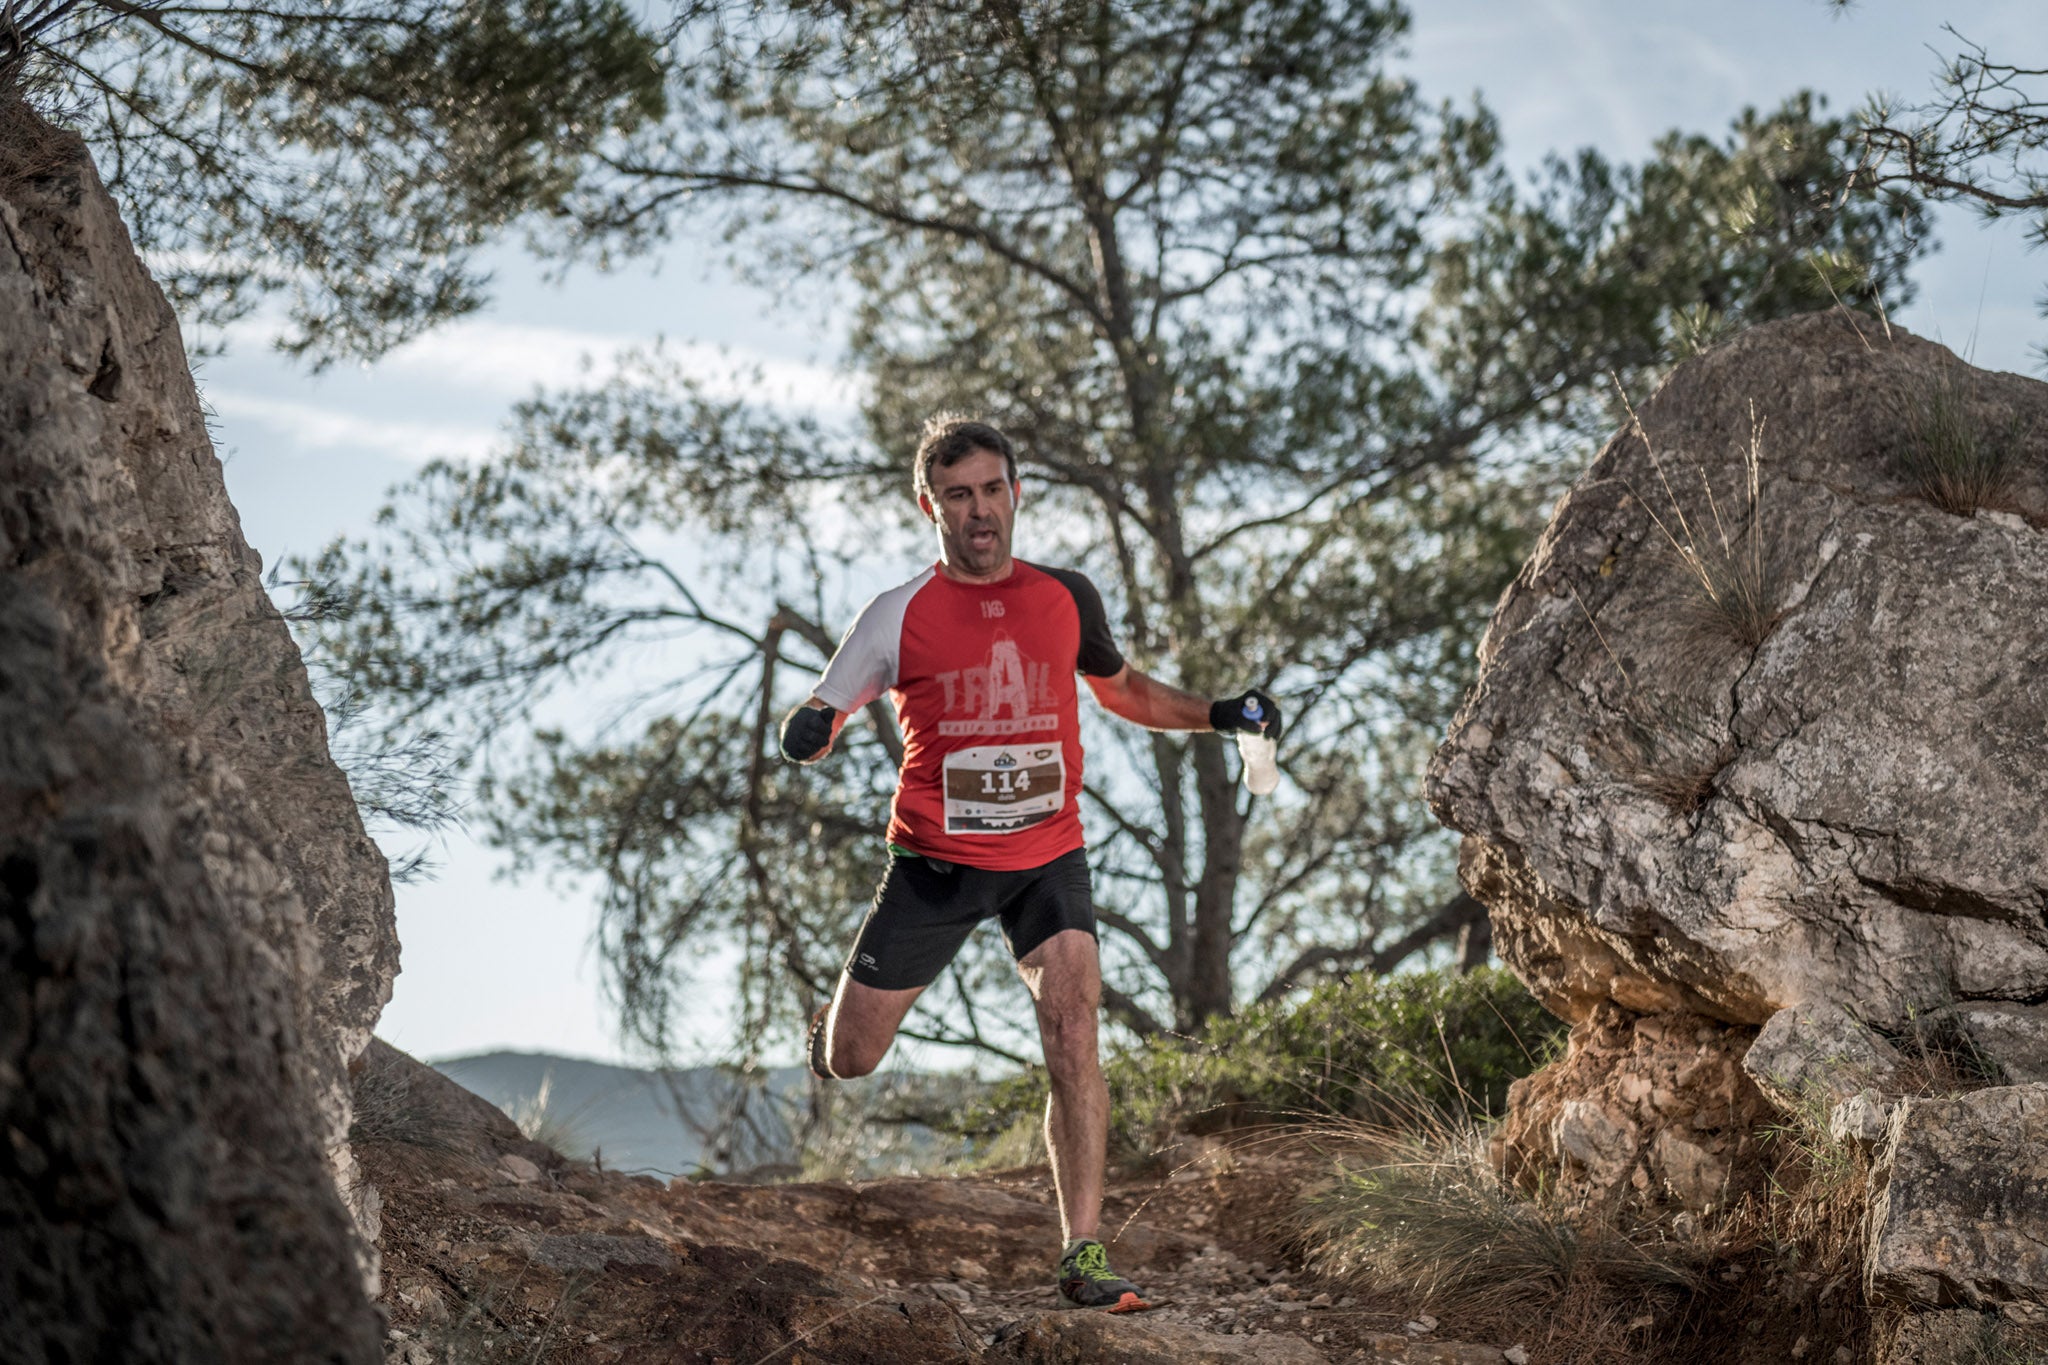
[812, 561, 1125, 871]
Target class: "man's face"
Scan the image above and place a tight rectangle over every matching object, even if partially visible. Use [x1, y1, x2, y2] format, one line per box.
[921, 448, 1021, 581]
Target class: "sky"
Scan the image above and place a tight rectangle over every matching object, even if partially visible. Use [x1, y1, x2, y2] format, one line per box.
[196, 0, 2045, 1069]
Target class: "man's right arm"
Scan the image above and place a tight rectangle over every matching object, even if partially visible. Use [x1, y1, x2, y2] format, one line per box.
[778, 696, 845, 764]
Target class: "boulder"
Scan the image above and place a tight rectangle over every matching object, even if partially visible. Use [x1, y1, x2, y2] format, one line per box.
[1867, 1083, 2048, 1311]
[0, 98, 390, 1356]
[1428, 309, 2048, 1196]
[1742, 1000, 1908, 1113]
[1429, 310, 2048, 1033]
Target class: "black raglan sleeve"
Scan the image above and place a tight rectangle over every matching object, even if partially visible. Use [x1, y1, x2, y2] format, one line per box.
[1040, 565, 1126, 678]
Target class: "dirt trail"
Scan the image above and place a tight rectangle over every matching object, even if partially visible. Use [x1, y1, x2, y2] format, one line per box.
[361, 1059, 1520, 1365]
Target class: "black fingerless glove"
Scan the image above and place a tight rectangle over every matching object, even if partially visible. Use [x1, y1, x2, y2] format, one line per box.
[1210, 688, 1282, 742]
[779, 704, 835, 763]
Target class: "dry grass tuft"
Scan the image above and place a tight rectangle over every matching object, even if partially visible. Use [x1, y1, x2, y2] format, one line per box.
[1297, 1116, 1703, 1364]
[507, 1070, 594, 1161]
[1887, 366, 2024, 518]
[350, 1051, 468, 1153]
[1616, 386, 1786, 654]
[0, 86, 81, 198]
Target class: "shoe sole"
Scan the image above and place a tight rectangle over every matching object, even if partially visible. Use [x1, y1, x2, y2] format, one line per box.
[1057, 1291, 1159, 1313]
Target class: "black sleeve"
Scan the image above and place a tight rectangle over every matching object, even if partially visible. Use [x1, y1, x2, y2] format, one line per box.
[1040, 565, 1126, 678]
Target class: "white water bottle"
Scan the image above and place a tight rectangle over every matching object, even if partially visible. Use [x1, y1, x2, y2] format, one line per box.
[1236, 697, 1279, 796]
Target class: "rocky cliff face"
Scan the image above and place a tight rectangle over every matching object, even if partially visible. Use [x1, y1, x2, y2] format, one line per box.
[1428, 308, 2048, 1344]
[0, 98, 393, 1357]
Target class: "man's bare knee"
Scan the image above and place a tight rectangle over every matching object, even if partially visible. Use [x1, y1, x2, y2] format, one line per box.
[827, 1037, 887, 1079]
[820, 978, 922, 1081]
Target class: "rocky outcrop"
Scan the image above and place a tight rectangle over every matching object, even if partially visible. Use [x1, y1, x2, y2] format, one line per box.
[1428, 309, 2048, 1213]
[1430, 309, 2048, 1033]
[4, 101, 396, 1261]
[1493, 1004, 1769, 1211]
[0, 98, 391, 1356]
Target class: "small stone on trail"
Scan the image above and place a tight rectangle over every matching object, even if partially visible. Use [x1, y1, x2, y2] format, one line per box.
[498, 1154, 541, 1185]
[1309, 1293, 1333, 1308]
[1404, 1314, 1439, 1336]
[951, 1257, 988, 1281]
[1504, 1347, 1530, 1365]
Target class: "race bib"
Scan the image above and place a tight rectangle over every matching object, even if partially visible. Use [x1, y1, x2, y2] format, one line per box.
[941, 744, 1065, 835]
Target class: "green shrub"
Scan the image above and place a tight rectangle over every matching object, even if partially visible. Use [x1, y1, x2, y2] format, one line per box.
[954, 967, 1562, 1162]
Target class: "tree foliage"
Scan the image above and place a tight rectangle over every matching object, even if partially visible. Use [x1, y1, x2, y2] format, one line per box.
[299, 0, 1928, 1060]
[1846, 24, 2047, 360]
[7, 0, 670, 361]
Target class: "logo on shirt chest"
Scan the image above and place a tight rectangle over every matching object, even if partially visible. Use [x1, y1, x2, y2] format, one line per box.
[980, 599, 1005, 618]
[934, 634, 1060, 736]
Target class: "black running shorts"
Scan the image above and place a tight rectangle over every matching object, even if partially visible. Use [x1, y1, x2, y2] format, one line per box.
[843, 847, 1097, 990]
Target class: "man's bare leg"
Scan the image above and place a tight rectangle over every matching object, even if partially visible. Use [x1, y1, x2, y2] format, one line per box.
[817, 975, 923, 1079]
[1018, 929, 1107, 1242]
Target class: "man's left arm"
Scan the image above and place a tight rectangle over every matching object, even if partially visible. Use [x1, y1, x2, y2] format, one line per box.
[1086, 667, 1284, 739]
[1084, 666, 1211, 731]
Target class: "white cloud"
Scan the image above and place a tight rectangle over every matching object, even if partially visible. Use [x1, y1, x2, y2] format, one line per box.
[206, 387, 497, 464]
[383, 319, 867, 416]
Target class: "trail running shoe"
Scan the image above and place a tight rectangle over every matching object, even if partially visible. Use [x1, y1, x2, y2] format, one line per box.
[1057, 1238, 1150, 1312]
[805, 1006, 835, 1080]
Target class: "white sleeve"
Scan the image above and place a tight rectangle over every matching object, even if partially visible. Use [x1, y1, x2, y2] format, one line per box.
[811, 570, 927, 713]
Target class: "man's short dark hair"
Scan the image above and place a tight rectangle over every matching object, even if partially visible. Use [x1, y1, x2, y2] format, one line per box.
[914, 414, 1017, 501]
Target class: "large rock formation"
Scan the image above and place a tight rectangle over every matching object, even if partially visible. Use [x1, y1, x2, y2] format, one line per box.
[0, 99, 393, 1356]
[1427, 310, 2048, 1330]
[1430, 308, 2048, 1034]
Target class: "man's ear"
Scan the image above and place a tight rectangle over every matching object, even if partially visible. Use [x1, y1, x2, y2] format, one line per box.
[917, 491, 937, 523]
[1011, 479, 1024, 512]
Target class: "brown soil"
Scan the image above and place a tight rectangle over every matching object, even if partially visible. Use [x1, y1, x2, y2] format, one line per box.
[360, 1075, 1520, 1365]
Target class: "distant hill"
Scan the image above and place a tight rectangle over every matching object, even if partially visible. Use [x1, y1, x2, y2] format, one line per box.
[432, 1051, 807, 1179]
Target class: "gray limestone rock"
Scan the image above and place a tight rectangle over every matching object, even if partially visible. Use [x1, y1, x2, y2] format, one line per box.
[1866, 1084, 2048, 1311]
[1429, 309, 2048, 1032]
[1918, 1002, 2048, 1085]
[1743, 1001, 1908, 1113]
[0, 99, 387, 1358]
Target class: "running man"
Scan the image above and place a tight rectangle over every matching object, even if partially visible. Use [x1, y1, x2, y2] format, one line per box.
[777, 414, 1280, 1312]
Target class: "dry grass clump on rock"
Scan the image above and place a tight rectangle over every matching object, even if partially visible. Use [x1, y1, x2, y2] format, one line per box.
[1616, 389, 1787, 657]
[1573, 594, 1736, 818]
[0, 88, 81, 196]
[1885, 364, 2027, 518]
[350, 1048, 468, 1153]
